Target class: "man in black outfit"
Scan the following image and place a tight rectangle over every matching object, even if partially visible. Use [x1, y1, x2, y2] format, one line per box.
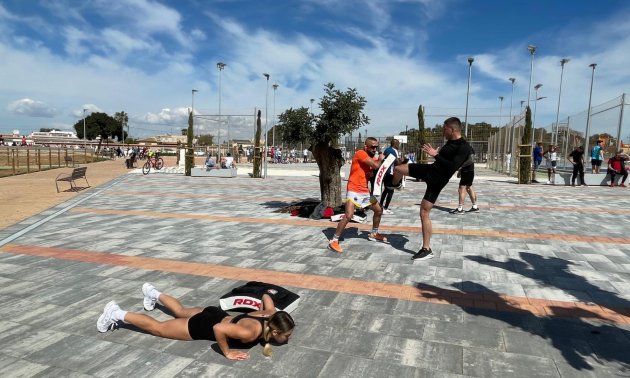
[568, 146, 586, 186]
[390, 117, 473, 261]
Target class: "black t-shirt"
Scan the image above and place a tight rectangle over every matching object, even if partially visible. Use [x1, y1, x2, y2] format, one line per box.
[430, 138, 473, 181]
[569, 149, 584, 165]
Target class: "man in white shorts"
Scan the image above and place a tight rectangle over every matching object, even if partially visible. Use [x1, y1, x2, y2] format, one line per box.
[544, 144, 558, 184]
[328, 137, 388, 253]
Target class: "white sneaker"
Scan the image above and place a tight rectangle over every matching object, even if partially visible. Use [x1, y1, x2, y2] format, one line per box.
[142, 283, 158, 311]
[97, 300, 120, 333]
[546, 181, 551, 184]
[383, 209, 394, 215]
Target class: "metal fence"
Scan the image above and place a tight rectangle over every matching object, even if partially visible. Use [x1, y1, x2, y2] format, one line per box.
[487, 93, 629, 176]
[0, 146, 99, 177]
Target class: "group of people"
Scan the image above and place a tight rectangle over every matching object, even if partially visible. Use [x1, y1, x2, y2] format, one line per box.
[328, 117, 477, 261]
[205, 153, 236, 169]
[533, 139, 629, 187]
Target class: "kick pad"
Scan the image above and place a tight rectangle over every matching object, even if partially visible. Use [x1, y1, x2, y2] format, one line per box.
[219, 281, 300, 313]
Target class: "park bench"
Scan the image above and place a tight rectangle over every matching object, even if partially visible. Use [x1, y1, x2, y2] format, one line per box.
[55, 167, 90, 192]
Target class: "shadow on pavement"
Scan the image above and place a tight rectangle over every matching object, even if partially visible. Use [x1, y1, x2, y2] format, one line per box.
[413, 281, 630, 374]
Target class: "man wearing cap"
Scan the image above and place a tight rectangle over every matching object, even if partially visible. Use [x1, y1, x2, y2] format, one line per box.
[607, 149, 629, 187]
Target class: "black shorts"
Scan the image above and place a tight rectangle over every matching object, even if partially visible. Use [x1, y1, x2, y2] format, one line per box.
[408, 164, 448, 204]
[459, 170, 474, 187]
[591, 159, 602, 167]
[187, 306, 229, 340]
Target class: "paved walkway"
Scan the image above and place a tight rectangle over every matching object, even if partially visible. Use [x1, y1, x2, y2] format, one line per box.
[0, 165, 629, 377]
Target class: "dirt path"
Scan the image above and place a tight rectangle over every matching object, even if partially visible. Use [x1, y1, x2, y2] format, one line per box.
[0, 156, 183, 230]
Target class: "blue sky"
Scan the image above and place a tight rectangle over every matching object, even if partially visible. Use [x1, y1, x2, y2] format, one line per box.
[1, 0, 629, 141]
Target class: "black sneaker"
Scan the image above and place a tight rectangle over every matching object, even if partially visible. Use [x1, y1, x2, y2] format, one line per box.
[411, 248, 434, 261]
[449, 208, 465, 215]
[466, 207, 480, 213]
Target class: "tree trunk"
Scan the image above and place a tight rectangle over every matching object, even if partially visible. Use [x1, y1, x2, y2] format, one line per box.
[312, 141, 344, 207]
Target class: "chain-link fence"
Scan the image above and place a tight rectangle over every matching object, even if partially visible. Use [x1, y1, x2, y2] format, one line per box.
[488, 93, 629, 176]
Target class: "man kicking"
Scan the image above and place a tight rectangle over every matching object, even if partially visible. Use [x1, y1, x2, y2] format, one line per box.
[391, 117, 473, 260]
[328, 137, 388, 253]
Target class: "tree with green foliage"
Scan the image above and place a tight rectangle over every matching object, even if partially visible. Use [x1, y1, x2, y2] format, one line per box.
[185, 110, 194, 176]
[278, 83, 369, 206]
[197, 134, 214, 146]
[113, 111, 129, 142]
[519, 106, 533, 184]
[253, 110, 263, 178]
[72, 112, 121, 151]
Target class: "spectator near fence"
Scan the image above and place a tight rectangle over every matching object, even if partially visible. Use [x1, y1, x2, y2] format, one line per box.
[607, 149, 629, 187]
[591, 140, 604, 173]
[532, 142, 543, 183]
[568, 146, 586, 186]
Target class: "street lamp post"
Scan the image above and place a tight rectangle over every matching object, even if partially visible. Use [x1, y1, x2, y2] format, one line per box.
[532, 84, 542, 146]
[508, 77, 516, 176]
[263, 73, 270, 179]
[272, 84, 279, 148]
[82, 108, 87, 149]
[464, 57, 474, 139]
[527, 45, 536, 109]
[498, 96, 504, 171]
[217, 62, 226, 159]
[553, 58, 570, 145]
[584, 63, 597, 159]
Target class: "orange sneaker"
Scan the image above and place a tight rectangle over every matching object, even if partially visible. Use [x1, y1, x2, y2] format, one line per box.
[368, 233, 389, 244]
[328, 240, 343, 253]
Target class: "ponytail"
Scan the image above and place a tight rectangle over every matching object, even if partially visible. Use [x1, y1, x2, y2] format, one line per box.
[262, 324, 273, 357]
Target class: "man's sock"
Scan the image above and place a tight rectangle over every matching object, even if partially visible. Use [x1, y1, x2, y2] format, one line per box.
[458, 204, 463, 211]
[371, 228, 379, 235]
[331, 234, 340, 242]
[112, 309, 128, 323]
[471, 203, 478, 209]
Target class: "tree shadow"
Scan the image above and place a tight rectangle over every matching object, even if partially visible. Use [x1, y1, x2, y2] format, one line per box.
[412, 281, 630, 373]
[466, 253, 630, 310]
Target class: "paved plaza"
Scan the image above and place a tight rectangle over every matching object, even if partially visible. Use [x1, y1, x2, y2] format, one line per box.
[0, 164, 629, 377]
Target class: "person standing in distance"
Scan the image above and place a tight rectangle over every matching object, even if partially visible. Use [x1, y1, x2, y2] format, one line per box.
[390, 117, 473, 260]
[532, 142, 543, 183]
[449, 146, 478, 214]
[328, 137, 388, 253]
[591, 139, 604, 173]
[568, 145, 586, 186]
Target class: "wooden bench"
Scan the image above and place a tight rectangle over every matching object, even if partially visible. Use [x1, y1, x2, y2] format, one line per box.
[55, 167, 90, 192]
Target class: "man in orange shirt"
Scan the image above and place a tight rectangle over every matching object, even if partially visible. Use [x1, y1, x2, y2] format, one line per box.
[328, 137, 388, 253]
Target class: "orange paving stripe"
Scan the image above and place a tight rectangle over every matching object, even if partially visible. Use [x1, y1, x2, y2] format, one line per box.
[70, 207, 630, 244]
[1, 243, 628, 325]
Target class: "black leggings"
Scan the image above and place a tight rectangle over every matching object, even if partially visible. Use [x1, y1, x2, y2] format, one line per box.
[380, 175, 394, 209]
[610, 170, 628, 184]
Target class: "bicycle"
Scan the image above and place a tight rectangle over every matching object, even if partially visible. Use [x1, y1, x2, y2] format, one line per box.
[142, 153, 164, 175]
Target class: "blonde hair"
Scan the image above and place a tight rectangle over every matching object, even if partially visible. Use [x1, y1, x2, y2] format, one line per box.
[262, 311, 295, 357]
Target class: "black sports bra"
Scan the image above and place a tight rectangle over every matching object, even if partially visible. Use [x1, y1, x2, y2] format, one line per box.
[230, 313, 267, 329]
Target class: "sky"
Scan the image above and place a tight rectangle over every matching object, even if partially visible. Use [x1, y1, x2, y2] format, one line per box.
[1, 0, 630, 142]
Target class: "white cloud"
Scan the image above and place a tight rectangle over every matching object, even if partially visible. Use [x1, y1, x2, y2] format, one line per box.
[70, 105, 103, 118]
[7, 99, 56, 117]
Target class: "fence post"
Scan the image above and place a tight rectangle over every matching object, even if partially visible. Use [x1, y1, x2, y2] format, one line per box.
[16, 148, 20, 170]
[616, 93, 625, 150]
[12, 149, 16, 175]
[57, 147, 61, 167]
[49, 148, 52, 169]
[27, 148, 30, 174]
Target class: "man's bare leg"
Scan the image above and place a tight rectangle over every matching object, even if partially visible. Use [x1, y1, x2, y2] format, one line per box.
[420, 199, 433, 249]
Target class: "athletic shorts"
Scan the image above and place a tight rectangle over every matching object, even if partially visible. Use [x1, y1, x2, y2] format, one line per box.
[187, 306, 229, 341]
[407, 164, 448, 204]
[533, 160, 542, 170]
[546, 160, 557, 169]
[591, 159, 602, 167]
[459, 170, 474, 187]
[345, 191, 375, 209]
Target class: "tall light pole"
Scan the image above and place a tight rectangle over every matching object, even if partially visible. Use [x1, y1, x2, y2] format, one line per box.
[192, 89, 198, 136]
[263, 73, 270, 178]
[527, 45, 536, 109]
[272, 83, 279, 148]
[83, 108, 87, 148]
[532, 83, 542, 146]
[498, 96, 504, 171]
[508, 77, 516, 176]
[217, 62, 226, 159]
[464, 56, 474, 139]
[584, 63, 597, 158]
[553, 58, 570, 145]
